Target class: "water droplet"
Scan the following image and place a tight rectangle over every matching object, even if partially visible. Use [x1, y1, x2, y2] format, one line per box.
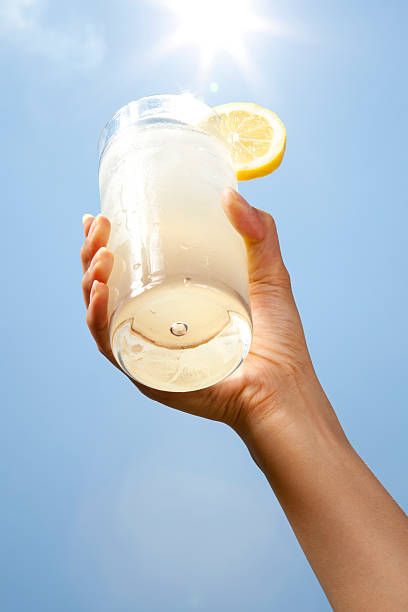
[148, 271, 164, 284]
[131, 344, 143, 354]
[170, 322, 188, 336]
[132, 263, 141, 270]
[180, 241, 200, 251]
[112, 212, 123, 227]
[117, 257, 126, 274]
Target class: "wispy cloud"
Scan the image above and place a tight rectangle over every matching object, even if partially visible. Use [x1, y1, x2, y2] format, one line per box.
[0, 0, 105, 70]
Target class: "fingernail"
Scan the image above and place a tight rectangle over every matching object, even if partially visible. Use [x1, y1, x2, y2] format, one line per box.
[233, 190, 247, 206]
[92, 247, 106, 268]
[222, 187, 235, 198]
[223, 187, 250, 209]
[88, 215, 99, 236]
[222, 187, 239, 201]
[82, 213, 93, 225]
[224, 188, 259, 219]
[96, 246, 107, 257]
[223, 188, 266, 242]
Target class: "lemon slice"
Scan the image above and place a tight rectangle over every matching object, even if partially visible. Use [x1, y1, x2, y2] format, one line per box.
[212, 102, 286, 181]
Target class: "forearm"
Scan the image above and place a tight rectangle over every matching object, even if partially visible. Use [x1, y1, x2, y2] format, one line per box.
[239, 374, 408, 611]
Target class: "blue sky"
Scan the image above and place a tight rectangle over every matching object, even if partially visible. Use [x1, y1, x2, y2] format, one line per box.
[1, 1, 407, 610]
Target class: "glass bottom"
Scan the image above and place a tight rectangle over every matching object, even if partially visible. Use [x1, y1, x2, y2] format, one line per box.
[110, 277, 252, 392]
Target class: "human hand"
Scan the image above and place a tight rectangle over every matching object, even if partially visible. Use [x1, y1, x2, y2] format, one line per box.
[80, 188, 316, 434]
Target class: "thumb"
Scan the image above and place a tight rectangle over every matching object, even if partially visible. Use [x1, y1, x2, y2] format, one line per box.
[221, 188, 290, 290]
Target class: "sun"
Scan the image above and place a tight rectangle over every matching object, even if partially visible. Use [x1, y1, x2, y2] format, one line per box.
[150, 0, 272, 77]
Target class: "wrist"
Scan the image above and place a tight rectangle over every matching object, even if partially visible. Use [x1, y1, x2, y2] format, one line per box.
[234, 368, 350, 474]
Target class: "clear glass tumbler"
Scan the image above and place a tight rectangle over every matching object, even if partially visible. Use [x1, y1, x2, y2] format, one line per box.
[98, 94, 252, 392]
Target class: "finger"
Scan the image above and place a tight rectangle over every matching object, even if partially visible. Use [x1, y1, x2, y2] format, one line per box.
[82, 213, 94, 237]
[86, 280, 116, 362]
[82, 247, 114, 307]
[80, 215, 111, 273]
[222, 188, 290, 290]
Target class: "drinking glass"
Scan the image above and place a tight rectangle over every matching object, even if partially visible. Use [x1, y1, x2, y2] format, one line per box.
[98, 94, 252, 392]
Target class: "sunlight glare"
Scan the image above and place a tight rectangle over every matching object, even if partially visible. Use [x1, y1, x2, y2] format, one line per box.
[157, 0, 271, 76]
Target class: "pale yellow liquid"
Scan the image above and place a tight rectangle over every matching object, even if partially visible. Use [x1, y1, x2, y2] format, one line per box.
[99, 125, 252, 392]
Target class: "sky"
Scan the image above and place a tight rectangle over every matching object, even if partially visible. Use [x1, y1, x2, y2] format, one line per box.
[1, 0, 407, 610]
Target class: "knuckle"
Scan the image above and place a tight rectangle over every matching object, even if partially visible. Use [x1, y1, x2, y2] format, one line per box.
[250, 263, 291, 293]
[275, 264, 292, 289]
[260, 210, 276, 229]
[85, 307, 94, 329]
[280, 262, 291, 280]
[81, 273, 89, 292]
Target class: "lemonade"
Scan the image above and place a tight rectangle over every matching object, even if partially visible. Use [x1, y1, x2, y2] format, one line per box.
[99, 96, 252, 391]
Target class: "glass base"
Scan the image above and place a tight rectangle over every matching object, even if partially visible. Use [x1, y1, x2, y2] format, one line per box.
[110, 278, 252, 392]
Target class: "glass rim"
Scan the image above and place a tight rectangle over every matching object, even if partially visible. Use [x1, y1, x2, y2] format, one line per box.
[98, 93, 223, 162]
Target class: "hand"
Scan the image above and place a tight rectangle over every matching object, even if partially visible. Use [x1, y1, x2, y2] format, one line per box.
[80, 188, 315, 433]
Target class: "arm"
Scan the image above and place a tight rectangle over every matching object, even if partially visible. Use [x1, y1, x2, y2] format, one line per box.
[80, 189, 408, 610]
[238, 374, 408, 610]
